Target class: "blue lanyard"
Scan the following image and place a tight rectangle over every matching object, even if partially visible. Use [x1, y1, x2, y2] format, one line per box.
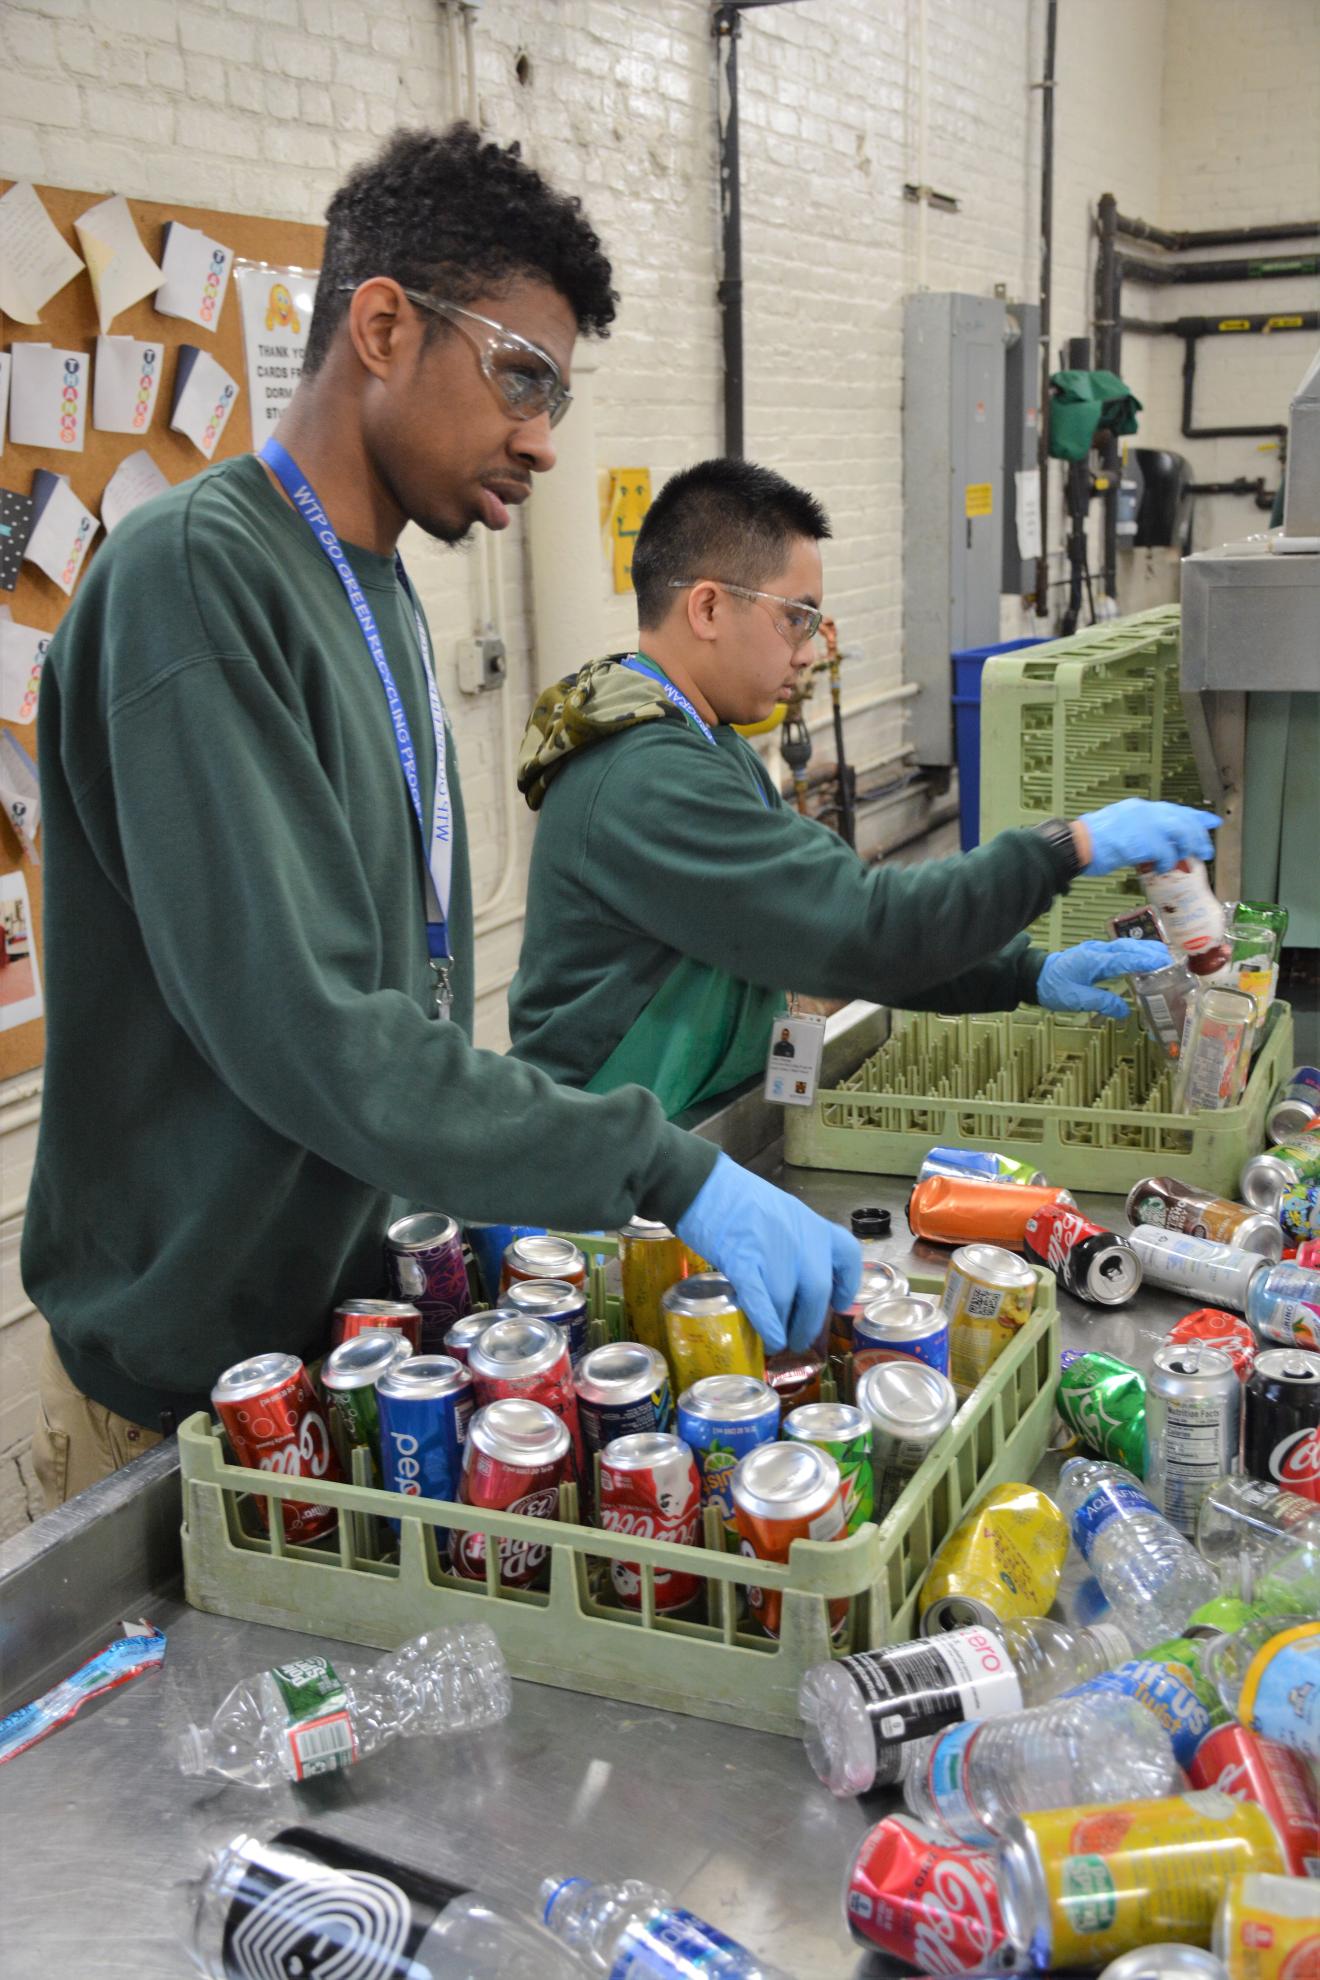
[621, 653, 771, 808]
[261, 439, 455, 1017]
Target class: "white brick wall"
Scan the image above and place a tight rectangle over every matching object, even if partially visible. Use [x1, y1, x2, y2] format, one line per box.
[0, 0, 1314, 1528]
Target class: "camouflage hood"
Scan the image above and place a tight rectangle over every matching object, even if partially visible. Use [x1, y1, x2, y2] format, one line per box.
[517, 654, 685, 811]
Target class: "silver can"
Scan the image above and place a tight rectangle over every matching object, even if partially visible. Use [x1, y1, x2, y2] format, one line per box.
[1144, 1342, 1241, 1537]
[1098, 1949, 1229, 1980]
[853, 1294, 949, 1376]
[573, 1341, 672, 1459]
[320, 1328, 413, 1474]
[1240, 1146, 1311, 1213]
[499, 1276, 591, 1365]
[1124, 1227, 1269, 1314]
[443, 1309, 500, 1365]
[1267, 1069, 1320, 1143]
[856, 1359, 958, 1516]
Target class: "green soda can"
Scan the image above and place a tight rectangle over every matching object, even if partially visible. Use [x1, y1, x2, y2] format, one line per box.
[321, 1328, 413, 1481]
[1145, 1596, 1265, 1715]
[784, 1400, 873, 1532]
[1055, 1349, 1146, 1473]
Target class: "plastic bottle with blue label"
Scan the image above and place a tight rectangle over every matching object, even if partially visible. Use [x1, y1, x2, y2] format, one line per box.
[1058, 1456, 1219, 1639]
[540, 1876, 792, 1978]
[1205, 1615, 1320, 1760]
[1061, 1658, 1214, 1770]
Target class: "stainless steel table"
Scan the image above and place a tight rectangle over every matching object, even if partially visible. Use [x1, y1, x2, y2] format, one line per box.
[0, 1162, 1213, 1979]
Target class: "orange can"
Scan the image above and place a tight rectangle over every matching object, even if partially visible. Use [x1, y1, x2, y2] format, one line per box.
[731, 1439, 849, 1638]
[500, 1233, 587, 1293]
[907, 1176, 1075, 1248]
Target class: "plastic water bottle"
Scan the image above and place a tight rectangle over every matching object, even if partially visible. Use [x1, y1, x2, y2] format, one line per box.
[799, 1617, 1131, 1794]
[177, 1623, 510, 1787]
[1058, 1456, 1219, 1640]
[541, 1876, 793, 1978]
[181, 1830, 580, 1979]
[902, 1691, 1178, 1844]
[1196, 1475, 1320, 1610]
[1203, 1614, 1320, 1759]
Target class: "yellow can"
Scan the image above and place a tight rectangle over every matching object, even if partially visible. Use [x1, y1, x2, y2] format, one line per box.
[1000, 1791, 1285, 1971]
[619, 1216, 691, 1367]
[918, 1481, 1070, 1630]
[940, 1244, 1037, 1398]
[662, 1272, 765, 1394]
[1215, 1872, 1320, 1980]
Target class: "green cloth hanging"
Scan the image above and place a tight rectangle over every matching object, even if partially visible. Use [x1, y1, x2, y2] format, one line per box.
[1049, 369, 1142, 462]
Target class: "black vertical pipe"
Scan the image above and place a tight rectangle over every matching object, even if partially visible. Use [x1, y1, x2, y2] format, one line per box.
[715, 6, 745, 458]
[1061, 335, 1091, 636]
[1095, 191, 1120, 605]
[1033, 0, 1057, 616]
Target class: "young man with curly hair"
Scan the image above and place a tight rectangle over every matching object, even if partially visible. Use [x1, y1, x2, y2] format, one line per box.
[26, 129, 857, 1502]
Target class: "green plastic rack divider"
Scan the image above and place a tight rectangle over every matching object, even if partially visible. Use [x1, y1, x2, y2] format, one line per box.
[179, 1255, 1060, 1739]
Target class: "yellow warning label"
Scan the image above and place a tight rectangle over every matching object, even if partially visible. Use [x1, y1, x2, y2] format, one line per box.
[964, 482, 993, 518]
[1264, 315, 1304, 332]
[1218, 319, 1252, 332]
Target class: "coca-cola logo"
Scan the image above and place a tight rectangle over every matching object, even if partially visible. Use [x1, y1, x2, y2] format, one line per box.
[1271, 1427, 1320, 1489]
[911, 1858, 1006, 1975]
[599, 1506, 699, 1543]
[1206, 1759, 1247, 1798]
[257, 1410, 333, 1479]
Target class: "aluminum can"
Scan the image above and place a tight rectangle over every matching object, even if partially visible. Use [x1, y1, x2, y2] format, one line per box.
[1056, 1351, 1148, 1473]
[997, 1791, 1284, 1972]
[498, 1275, 591, 1366]
[830, 1256, 909, 1367]
[573, 1341, 672, 1462]
[1241, 1139, 1320, 1213]
[1298, 1239, 1320, 1270]
[675, 1373, 780, 1533]
[376, 1353, 474, 1518]
[1130, 958, 1197, 1061]
[500, 1232, 586, 1292]
[854, 1294, 950, 1375]
[467, 1313, 586, 1484]
[1023, 1202, 1142, 1304]
[1267, 1066, 1320, 1143]
[1174, 986, 1255, 1112]
[764, 1345, 824, 1411]
[1215, 1873, 1320, 1980]
[916, 1145, 1048, 1187]
[857, 1359, 958, 1516]
[907, 1176, 1074, 1248]
[662, 1272, 766, 1392]
[1167, 1309, 1258, 1384]
[844, 1814, 1013, 1970]
[597, 1430, 701, 1611]
[730, 1439, 848, 1638]
[1279, 1181, 1320, 1244]
[940, 1243, 1038, 1398]
[1244, 1348, 1320, 1502]
[1189, 1723, 1320, 1878]
[320, 1328, 413, 1477]
[1125, 1176, 1284, 1263]
[618, 1215, 691, 1363]
[329, 1298, 424, 1353]
[1099, 1951, 1229, 1980]
[384, 1211, 471, 1349]
[1139, 858, 1232, 975]
[450, 1396, 570, 1587]
[1247, 1262, 1320, 1350]
[442, 1309, 499, 1366]
[784, 1401, 873, 1531]
[918, 1482, 1070, 1633]
[1125, 1227, 1268, 1313]
[1145, 1341, 1242, 1536]
[463, 1221, 544, 1305]
[212, 1351, 341, 1543]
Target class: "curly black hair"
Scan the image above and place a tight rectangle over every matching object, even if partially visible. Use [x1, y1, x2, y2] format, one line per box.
[303, 123, 617, 374]
[632, 459, 832, 628]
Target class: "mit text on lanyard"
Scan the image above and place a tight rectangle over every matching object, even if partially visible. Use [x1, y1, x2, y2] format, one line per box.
[261, 438, 455, 1019]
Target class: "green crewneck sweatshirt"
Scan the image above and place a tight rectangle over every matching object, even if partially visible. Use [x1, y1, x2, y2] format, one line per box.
[509, 693, 1074, 1095]
[23, 457, 714, 1428]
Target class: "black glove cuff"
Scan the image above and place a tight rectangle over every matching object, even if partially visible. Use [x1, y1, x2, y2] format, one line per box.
[1032, 816, 1084, 888]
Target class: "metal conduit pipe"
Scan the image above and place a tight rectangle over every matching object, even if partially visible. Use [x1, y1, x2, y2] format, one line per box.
[1114, 214, 1319, 251]
[1033, 0, 1058, 616]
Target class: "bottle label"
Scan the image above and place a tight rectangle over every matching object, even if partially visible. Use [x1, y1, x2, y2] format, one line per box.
[839, 1631, 1022, 1765]
[1062, 1660, 1213, 1771]
[1069, 1480, 1160, 1560]
[925, 1720, 995, 1845]
[609, 1907, 758, 1977]
[270, 1654, 357, 1780]
[1238, 1623, 1320, 1756]
[220, 1840, 444, 1979]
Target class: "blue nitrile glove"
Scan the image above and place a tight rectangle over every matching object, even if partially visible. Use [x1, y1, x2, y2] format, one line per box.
[1078, 799, 1221, 877]
[1036, 938, 1173, 1019]
[676, 1152, 862, 1354]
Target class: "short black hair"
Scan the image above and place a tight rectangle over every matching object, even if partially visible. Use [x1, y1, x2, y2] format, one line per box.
[303, 123, 617, 374]
[631, 459, 831, 628]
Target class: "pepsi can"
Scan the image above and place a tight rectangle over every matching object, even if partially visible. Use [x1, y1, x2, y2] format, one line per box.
[376, 1353, 474, 1531]
[676, 1373, 779, 1533]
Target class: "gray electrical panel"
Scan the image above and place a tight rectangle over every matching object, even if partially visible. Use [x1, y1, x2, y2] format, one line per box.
[903, 293, 1006, 766]
[1002, 301, 1040, 594]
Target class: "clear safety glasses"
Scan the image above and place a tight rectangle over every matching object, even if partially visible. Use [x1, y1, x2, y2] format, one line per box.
[669, 578, 823, 649]
[341, 285, 573, 428]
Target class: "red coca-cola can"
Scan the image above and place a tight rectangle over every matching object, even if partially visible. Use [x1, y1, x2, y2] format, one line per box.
[1022, 1203, 1141, 1305]
[500, 1232, 587, 1293]
[329, 1298, 423, 1354]
[450, 1397, 571, 1587]
[467, 1313, 586, 1484]
[598, 1431, 702, 1612]
[212, 1351, 342, 1544]
[845, 1814, 1014, 1971]
[1167, 1307, 1258, 1384]
[1188, 1723, 1320, 1876]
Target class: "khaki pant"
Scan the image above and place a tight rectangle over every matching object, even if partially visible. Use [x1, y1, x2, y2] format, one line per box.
[32, 1331, 164, 1510]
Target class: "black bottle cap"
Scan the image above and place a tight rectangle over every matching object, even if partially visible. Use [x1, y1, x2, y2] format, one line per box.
[851, 1207, 891, 1238]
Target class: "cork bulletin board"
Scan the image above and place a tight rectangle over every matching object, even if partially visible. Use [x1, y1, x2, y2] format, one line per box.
[0, 183, 324, 1077]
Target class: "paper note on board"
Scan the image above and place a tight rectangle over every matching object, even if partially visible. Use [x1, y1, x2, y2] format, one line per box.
[93, 335, 166, 434]
[0, 182, 84, 324]
[9, 345, 88, 453]
[0, 871, 43, 1030]
[170, 347, 240, 458]
[234, 260, 318, 439]
[102, 450, 170, 533]
[24, 470, 99, 596]
[155, 222, 234, 331]
[0, 618, 52, 725]
[1014, 469, 1042, 561]
[0, 354, 10, 456]
[74, 195, 164, 334]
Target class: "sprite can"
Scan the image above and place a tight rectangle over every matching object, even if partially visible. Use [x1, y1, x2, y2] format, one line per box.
[783, 1401, 873, 1532]
[1056, 1350, 1147, 1474]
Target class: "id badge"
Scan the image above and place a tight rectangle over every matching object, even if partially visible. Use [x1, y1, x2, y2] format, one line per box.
[764, 1011, 826, 1107]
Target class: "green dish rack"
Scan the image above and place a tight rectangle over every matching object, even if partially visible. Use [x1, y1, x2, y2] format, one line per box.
[179, 1251, 1060, 1739]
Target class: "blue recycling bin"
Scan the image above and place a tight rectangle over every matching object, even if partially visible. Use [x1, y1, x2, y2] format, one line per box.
[951, 638, 1049, 850]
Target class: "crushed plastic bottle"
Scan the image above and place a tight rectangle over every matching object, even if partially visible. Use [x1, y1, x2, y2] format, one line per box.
[177, 1623, 510, 1787]
[541, 1875, 792, 1978]
[1196, 1475, 1320, 1611]
[1058, 1456, 1219, 1639]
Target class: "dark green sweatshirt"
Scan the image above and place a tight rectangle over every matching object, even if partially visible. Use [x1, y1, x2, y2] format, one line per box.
[510, 714, 1073, 1090]
[23, 456, 714, 1428]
